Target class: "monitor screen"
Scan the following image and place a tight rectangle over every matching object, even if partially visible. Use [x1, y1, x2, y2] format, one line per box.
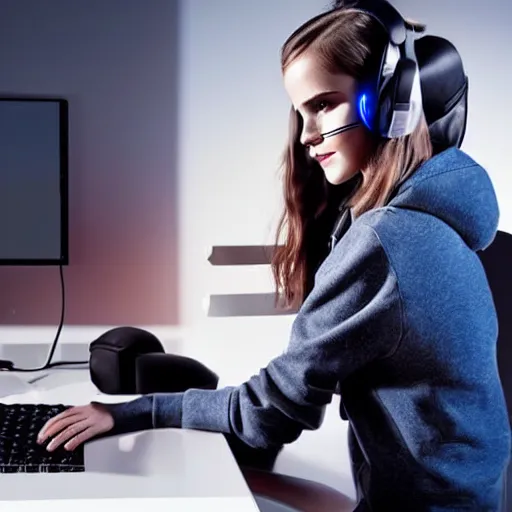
[0, 97, 68, 265]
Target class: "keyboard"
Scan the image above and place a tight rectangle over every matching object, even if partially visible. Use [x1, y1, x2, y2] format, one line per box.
[0, 403, 85, 473]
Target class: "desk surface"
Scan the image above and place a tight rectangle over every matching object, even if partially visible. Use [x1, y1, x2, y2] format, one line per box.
[0, 370, 260, 512]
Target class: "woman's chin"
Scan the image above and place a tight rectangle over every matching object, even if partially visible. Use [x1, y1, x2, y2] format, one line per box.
[323, 167, 357, 186]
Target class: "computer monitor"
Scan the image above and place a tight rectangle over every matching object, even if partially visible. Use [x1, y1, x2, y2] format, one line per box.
[0, 97, 68, 265]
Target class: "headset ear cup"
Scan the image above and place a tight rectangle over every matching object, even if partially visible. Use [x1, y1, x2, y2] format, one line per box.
[356, 87, 375, 132]
[359, 41, 396, 136]
[375, 75, 395, 136]
[378, 58, 418, 138]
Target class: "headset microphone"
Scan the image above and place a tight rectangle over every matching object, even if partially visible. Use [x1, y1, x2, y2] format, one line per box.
[321, 121, 361, 139]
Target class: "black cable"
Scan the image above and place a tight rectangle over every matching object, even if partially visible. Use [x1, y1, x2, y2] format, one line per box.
[0, 265, 89, 372]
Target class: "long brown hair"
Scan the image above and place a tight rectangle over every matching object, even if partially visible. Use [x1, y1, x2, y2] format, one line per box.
[272, 8, 433, 310]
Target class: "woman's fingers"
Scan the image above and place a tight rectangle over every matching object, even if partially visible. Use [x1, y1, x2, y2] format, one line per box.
[37, 403, 115, 451]
[46, 418, 90, 452]
[63, 426, 100, 452]
[38, 407, 85, 444]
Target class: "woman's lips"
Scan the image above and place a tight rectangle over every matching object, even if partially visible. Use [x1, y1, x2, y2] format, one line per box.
[316, 152, 335, 164]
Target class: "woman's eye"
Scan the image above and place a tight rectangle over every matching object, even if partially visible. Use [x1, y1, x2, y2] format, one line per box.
[314, 100, 330, 112]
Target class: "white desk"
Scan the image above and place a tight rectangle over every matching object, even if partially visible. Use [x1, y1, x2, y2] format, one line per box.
[0, 370, 261, 512]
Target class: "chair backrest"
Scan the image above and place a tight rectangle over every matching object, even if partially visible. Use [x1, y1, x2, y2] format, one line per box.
[478, 230, 512, 423]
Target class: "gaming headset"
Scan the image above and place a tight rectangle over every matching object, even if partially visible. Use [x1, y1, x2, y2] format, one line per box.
[340, 0, 424, 139]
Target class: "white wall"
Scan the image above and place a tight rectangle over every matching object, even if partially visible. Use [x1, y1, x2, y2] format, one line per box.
[177, 0, 512, 499]
[177, 0, 329, 374]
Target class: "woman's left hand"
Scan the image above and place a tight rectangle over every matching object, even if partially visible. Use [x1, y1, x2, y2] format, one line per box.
[37, 403, 114, 452]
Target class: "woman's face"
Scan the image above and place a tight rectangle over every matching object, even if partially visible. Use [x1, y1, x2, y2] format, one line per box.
[283, 52, 373, 185]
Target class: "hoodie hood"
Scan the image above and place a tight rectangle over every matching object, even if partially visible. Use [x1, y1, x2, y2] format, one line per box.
[389, 148, 499, 251]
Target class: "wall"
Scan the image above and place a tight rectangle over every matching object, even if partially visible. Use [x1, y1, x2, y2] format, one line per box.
[177, 0, 330, 368]
[0, 0, 179, 329]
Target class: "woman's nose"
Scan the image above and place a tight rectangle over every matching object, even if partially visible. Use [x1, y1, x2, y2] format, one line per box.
[300, 121, 322, 148]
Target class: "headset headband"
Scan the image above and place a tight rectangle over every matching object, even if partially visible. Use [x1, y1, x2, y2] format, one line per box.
[342, 0, 423, 138]
[354, 0, 407, 45]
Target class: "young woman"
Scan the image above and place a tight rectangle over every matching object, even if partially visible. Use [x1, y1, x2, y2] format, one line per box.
[38, 2, 510, 510]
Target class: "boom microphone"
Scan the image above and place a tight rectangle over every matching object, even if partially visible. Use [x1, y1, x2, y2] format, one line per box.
[321, 122, 361, 138]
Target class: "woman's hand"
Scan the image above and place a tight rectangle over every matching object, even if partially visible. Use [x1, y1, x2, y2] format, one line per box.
[37, 403, 114, 452]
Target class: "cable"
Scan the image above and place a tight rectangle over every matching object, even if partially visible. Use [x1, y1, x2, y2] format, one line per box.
[0, 265, 89, 372]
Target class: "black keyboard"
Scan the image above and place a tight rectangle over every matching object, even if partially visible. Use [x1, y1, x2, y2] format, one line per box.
[0, 403, 85, 473]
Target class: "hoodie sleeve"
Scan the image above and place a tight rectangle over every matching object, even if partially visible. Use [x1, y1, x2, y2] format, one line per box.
[102, 222, 403, 449]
